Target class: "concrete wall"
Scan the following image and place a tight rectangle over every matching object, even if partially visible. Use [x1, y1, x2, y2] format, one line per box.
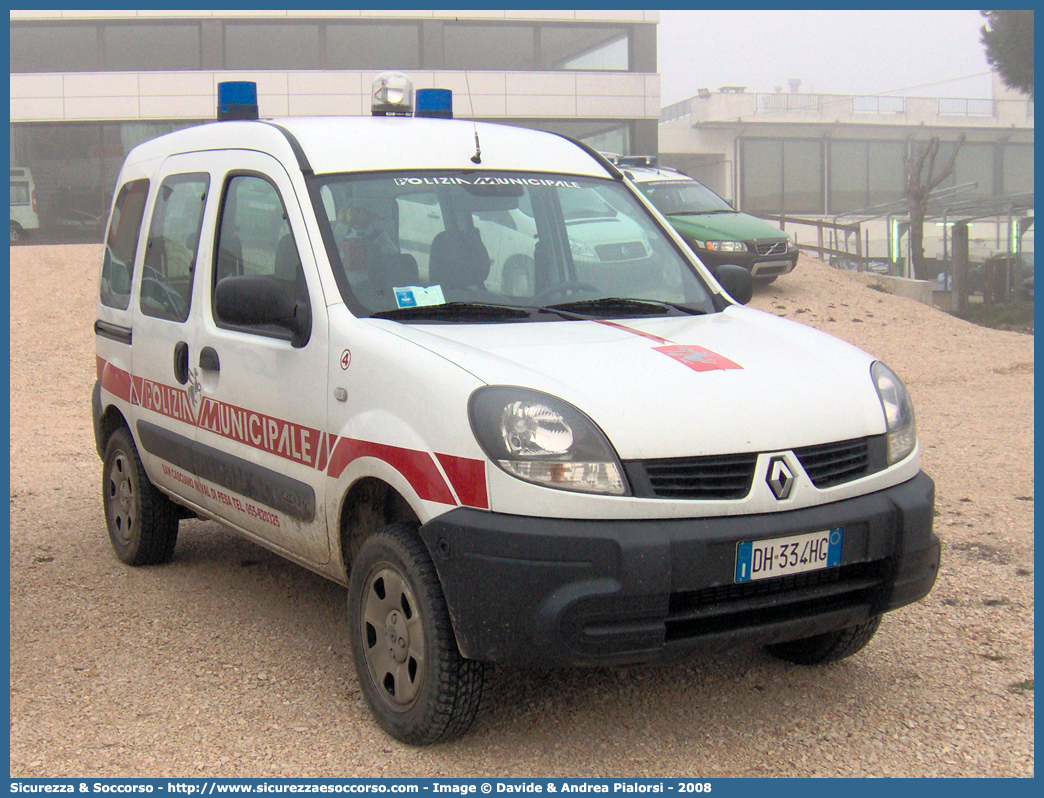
[10, 70, 662, 123]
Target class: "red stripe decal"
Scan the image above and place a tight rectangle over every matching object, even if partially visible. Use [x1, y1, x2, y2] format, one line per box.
[436, 453, 489, 510]
[326, 438, 456, 506]
[653, 344, 743, 372]
[196, 397, 323, 468]
[595, 319, 673, 345]
[593, 322, 743, 372]
[97, 364, 465, 508]
[135, 377, 196, 425]
[98, 358, 133, 402]
[316, 433, 332, 473]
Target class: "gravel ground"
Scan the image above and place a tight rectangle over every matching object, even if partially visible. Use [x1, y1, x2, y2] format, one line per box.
[9, 246, 1034, 778]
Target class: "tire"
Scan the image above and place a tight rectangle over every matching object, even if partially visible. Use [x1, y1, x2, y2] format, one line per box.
[765, 615, 881, 665]
[348, 524, 486, 745]
[102, 427, 180, 566]
[10, 223, 23, 245]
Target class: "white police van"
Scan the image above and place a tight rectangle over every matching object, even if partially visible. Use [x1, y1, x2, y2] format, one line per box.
[93, 76, 939, 745]
[10, 166, 39, 244]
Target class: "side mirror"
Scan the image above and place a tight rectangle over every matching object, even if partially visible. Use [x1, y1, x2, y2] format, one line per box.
[214, 274, 312, 348]
[714, 263, 753, 305]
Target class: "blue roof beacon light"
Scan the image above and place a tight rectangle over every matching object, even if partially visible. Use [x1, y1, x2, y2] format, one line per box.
[415, 88, 453, 119]
[371, 72, 414, 116]
[217, 81, 259, 121]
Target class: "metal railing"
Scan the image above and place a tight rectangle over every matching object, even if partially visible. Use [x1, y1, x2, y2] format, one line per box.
[756, 213, 866, 269]
[938, 97, 995, 116]
[852, 95, 905, 114]
[659, 99, 692, 124]
[756, 93, 821, 112]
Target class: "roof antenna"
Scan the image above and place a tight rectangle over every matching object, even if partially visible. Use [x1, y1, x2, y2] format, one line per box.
[464, 69, 482, 164]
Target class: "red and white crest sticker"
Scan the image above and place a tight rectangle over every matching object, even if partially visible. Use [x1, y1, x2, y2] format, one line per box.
[653, 344, 742, 373]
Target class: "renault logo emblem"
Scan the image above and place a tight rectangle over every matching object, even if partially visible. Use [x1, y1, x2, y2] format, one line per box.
[767, 456, 795, 500]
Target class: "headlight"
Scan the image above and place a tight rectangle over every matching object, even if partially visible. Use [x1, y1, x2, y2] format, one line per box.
[699, 240, 748, 253]
[569, 238, 598, 261]
[872, 361, 917, 464]
[469, 386, 628, 495]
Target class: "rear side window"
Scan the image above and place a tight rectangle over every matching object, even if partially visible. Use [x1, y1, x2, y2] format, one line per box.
[140, 173, 209, 322]
[100, 178, 150, 310]
[213, 174, 308, 336]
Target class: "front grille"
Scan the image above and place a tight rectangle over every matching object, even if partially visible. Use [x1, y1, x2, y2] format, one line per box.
[595, 241, 646, 262]
[625, 436, 887, 500]
[665, 559, 887, 641]
[625, 453, 758, 500]
[795, 437, 871, 488]
[754, 240, 788, 256]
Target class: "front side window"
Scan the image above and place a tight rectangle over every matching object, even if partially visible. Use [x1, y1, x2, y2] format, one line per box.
[140, 173, 208, 322]
[213, 175, 308, 337]
[101, 178, 150, 310]
[312, 172, 716, 321]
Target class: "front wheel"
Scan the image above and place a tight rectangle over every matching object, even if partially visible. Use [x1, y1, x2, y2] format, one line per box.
[348, 524, 486, 745]
[765, 615, 881, 665]
[102, 427, 180, 565]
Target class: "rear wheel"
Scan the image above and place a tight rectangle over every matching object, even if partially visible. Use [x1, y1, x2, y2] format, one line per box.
[10, 223, 23, 244]
[102, 427, 180, 565]
[766, 615, 881, 665]
[348, 524, 486, 745]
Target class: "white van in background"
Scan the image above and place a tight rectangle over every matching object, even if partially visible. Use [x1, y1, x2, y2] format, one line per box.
[10, 167, 39, 244]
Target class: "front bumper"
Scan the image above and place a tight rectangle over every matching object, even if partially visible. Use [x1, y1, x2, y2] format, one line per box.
[696, 246, 799, 279]
[421, 472, 938, 667]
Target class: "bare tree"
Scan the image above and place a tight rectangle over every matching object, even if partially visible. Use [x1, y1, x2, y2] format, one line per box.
[904, 133, 965, 281]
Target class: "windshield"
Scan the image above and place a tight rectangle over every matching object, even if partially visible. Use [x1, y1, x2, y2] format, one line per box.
[638, 178, 733, 216]
[310, 171, 717, 321]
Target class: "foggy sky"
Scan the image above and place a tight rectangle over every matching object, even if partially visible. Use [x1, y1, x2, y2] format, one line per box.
[658, 9, 995, 106]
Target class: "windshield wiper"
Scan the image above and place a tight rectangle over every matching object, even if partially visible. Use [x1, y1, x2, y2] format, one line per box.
[539, 297, 707, 319]
[371, 302, 533, 322]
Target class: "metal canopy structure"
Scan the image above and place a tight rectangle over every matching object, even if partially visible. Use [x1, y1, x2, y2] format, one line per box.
[836, 183, 1034, 225]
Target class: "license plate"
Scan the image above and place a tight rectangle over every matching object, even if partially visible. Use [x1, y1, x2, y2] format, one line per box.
[735, 528, 842, 583]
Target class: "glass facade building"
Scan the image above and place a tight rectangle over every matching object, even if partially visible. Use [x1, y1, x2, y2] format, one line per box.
[659, 89, 1033, 218]
[10, 11, 659, 243]
[739, 136, 1034, 216]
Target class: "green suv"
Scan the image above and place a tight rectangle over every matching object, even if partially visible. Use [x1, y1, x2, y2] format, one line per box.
[620, 160, 798, 284]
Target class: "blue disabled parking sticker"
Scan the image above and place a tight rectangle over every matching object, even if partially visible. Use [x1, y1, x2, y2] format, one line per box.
[394, 285, 446, 308]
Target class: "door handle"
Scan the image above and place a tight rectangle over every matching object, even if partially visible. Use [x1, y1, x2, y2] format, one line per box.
[199, 346, 220, 372]
[173, 341, 189, 384]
